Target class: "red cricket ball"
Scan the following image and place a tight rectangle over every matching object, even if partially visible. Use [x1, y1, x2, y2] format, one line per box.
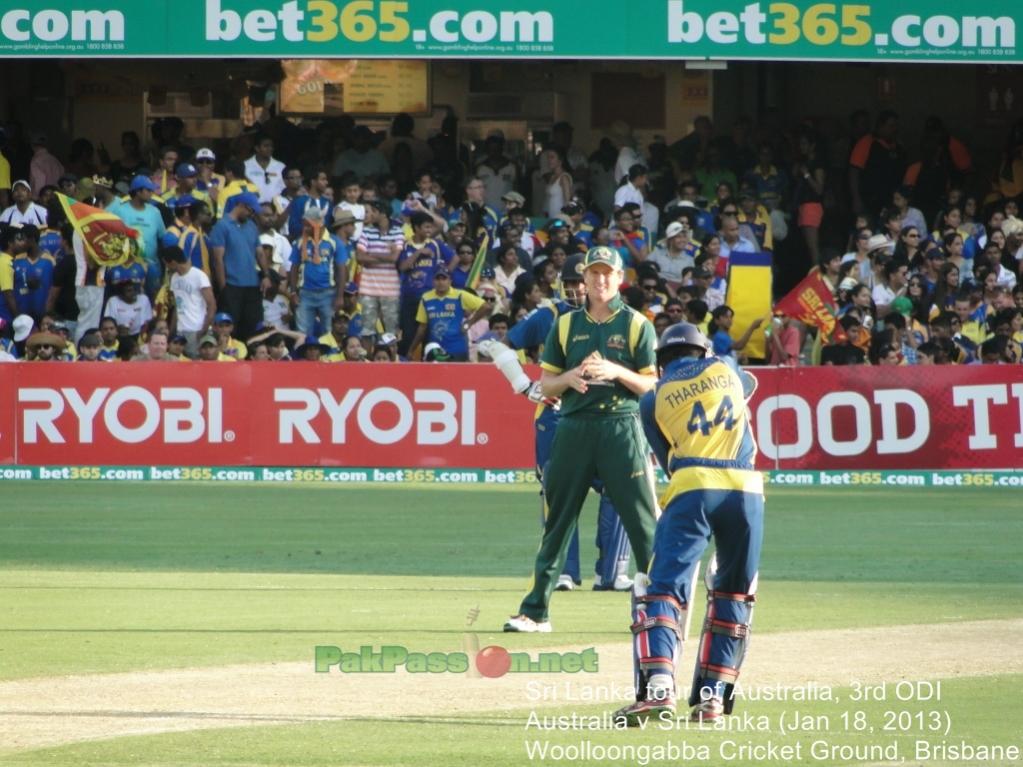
[475, 645, 512, 678]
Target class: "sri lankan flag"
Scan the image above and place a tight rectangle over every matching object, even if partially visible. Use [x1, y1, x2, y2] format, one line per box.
[774, 270, 846, 342]
[57, 193, 139, 269]
[465, 231, 491, 291]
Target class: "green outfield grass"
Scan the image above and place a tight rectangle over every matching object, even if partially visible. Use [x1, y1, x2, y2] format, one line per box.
[2, 482, 1022, 766]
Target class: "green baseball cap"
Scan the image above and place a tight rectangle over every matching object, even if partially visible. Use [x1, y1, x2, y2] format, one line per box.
[582, 246, 623, 272]
[890, 296, 913, 317]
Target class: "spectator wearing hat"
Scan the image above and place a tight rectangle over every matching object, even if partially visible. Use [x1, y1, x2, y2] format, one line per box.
[197, 333, 235, 362]
[29, 133, 64, 195]
[12, 225, 54, 323]
[289, 206, 349, 336]
[163, 245, 215, 358]
[2, 313, 33, 358]
[167, 334, 189, 360]
[317, 310, 352, 362]
[1, 181, 47, 227]
[243, 135, 286, 205]
[87, 174, 117, 210]
[159, 163, 210, 212]
[355, 199, 404, 343]
[475, 131, 518, 213]
[46, 318, 77, 362]
[397, 211, 456, 356]
[194, 148, 225, 199]
[108, 175, 167, 298]
[336, 281, 364, 336]
[649, 222, 698, 289]
[293, 334, 332, 362]
[24, 329, 66, 362]
[408, 266, 491, 362]
[211, 312, 248, 360]
[163, 195, 212, 275]
[209, 191, 269, 341]
[500, 190, 527, 222]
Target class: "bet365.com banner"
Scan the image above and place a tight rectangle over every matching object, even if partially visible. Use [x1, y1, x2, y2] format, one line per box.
[0, 1, 1017, 61]
[1, 363, 1021, 472]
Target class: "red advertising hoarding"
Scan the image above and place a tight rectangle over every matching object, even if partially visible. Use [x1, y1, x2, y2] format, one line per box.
[2, 364, 1021, 471]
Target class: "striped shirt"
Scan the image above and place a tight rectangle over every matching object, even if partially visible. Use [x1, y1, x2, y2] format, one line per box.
[357, 222, 404, 298]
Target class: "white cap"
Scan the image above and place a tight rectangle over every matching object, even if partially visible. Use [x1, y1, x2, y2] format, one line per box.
[196, 147, 216, 161]
[258, 233, 275, 247]
[12, 314, 33, 342]
[379, 333, 398, 346]
[663, 221, 689, 239]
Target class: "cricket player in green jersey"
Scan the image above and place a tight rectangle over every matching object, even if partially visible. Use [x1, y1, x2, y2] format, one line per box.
[504, 246, 660, 633]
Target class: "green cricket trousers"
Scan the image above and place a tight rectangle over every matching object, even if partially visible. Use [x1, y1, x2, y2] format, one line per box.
[518, 412, 659, 621]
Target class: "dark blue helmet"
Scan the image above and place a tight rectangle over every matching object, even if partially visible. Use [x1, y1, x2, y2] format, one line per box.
[657, 322, 710, 363]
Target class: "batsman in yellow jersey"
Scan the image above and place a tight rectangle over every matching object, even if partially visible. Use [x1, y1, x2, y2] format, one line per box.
[614, 322, 764, 726]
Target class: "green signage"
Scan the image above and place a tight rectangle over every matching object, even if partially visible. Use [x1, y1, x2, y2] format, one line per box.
[2, 465, 1022, 488]
[0, 1, 1018, 61]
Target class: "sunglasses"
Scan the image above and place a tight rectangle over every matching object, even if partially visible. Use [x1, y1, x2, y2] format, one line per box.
[37, 344, 54, 350]
[483, 296, 497, 303]
[196, 158, 214, 164]
[642, 284, 658, 290]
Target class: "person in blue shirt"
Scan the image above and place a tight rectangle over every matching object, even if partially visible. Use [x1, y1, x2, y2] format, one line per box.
[504, 254, 633, 592]
[13, 225, 55, 322]
[408, 267, 491, 361]
[398, 211, 455, 356]
[285, 168, 333, 238]
[707, 305, 765, 359]
[288, 206, 349, 337]
[208, 191, 270, 342]
[107, 175, 166, 299]
[162, 196, 212, 275]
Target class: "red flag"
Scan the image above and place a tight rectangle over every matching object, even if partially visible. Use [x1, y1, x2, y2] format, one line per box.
[57, 193, 140, 269]
[774, 271, 846, 342]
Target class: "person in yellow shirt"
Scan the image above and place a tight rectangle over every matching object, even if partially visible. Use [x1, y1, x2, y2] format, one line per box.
[737, 190, 773, 251]
[217, 159, 259, 219]
[212, 312, 248, 359]
[198, 333, 236, 361]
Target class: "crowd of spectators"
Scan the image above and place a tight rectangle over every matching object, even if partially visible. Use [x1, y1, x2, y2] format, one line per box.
[1, 108, 1022, 366]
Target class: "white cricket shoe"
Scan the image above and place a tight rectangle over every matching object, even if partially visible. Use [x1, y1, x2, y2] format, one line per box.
[555, 574, 576, 591]
[592, 574, 634, 591]
[503, 614, 553, 633]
